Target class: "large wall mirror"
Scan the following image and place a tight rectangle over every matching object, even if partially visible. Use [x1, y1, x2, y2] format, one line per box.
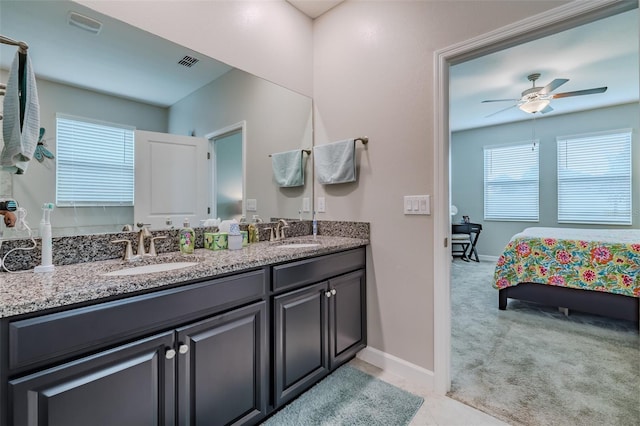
[0, 1, 313, 237]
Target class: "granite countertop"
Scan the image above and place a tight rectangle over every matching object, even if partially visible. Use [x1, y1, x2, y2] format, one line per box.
[0, 235, 368, 319]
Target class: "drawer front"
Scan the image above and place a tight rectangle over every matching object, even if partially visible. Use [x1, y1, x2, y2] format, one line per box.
[8, 269, 266, 372]
[272, 248, 365, 293]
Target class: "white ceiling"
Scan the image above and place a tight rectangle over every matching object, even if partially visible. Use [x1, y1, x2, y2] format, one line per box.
[0, 1, 233, 107]
[1, 1, 637, 125]
[450, 8, 639, 132]
[287, 0, 344, 19]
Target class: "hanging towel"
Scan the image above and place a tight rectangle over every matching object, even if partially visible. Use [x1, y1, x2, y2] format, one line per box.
[1, 51, 40, 174]
[313, 139, 356, 184]
[272, 149, 305, 187]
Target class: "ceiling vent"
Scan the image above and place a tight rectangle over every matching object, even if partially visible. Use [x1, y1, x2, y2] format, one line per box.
[67, 11, 103, 35]
[178, 55, 199, 68]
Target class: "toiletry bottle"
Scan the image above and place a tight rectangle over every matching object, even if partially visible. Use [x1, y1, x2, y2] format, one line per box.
[179, 218, 195, 254]
[312, 211, 317, 239]
[34, 203, 55, 273]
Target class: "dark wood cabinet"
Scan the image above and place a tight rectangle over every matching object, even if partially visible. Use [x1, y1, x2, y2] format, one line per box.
[9, 332, 176, 426]
[273, 282, 329, 407]
[176, 302, 267, 426]
[273, 263, 366, 407]
[1, 247, 366, 426]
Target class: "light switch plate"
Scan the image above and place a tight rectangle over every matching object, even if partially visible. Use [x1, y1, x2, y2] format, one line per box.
[246, 199, 257, 212]
[403, 195, 430, 215]
[302, 197, 310, 212]
[317, 197, 326, 213]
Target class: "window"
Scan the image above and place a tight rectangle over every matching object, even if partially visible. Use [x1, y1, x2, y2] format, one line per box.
[483, 142, 539, 221]
[56, 115, 134, 207]
[557, 129, 632, 225]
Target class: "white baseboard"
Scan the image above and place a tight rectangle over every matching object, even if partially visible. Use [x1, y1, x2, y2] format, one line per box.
[356, 346, 435, 391]
[479, 254, 499, 262]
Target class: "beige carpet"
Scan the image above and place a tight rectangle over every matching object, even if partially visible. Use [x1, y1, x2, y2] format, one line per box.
[448, 259, 640, 426]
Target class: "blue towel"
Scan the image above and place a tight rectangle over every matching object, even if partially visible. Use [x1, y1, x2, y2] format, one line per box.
[272, 149, 305, 187]
[1, 52, 40, 174]
[313, 139, 356, 184]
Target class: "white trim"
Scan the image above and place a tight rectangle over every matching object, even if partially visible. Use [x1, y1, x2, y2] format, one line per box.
[205, 121, 247, 219]
[356, 347, 435, 391]
[478, 255, 499, 263]
[433, 0, 632, 396]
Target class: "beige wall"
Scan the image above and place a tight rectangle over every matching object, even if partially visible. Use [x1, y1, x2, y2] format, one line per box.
[77, 0, 314, 97]
[313, 0, 565, 370]
[75, 0, 570, 373]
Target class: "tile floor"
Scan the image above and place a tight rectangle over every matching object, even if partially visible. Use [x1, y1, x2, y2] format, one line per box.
[349, 358, 507, 426]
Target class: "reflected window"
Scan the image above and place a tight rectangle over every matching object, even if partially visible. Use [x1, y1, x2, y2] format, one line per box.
[56, 114, 134, 207]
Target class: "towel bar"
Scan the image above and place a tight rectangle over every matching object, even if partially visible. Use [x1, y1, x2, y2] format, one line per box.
[355, 137, 368, 145]
[269, 149, 311, 157]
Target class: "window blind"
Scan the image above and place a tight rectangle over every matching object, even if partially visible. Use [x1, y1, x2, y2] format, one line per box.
[483, 142, 539, 221]
[56, 115, 134, 207]
[557, 130, 631, 225]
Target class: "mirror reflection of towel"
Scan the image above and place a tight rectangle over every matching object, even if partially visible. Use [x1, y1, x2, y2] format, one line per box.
[272, 149, 304, 187]
[1, 52, 40, 174]
[313, 139, 356, 184]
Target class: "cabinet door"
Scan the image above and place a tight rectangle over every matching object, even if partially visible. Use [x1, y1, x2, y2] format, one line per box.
[328, 269, 367, 369]
[273, 282, 329, 407]
[9, 332, 175, 426]
[176, 302, 267, 426]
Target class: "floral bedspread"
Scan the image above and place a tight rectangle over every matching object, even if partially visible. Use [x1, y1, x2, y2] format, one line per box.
[493, 229, 640, 298]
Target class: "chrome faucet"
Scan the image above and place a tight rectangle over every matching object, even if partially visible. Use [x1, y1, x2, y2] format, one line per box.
[275, 219, 289, 240]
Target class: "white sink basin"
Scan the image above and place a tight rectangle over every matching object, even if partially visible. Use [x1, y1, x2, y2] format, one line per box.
[102, 262, 198, 277]
[278, 243, 321, 249]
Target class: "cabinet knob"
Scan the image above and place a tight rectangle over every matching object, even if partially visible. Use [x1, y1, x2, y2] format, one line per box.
[331, 288, 337, 295]
[165, 348, 177, 359]
[325, 291, 332, 298]
[179, 344, 189, 354]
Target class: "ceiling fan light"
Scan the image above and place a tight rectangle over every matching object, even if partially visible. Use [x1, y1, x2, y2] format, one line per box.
[519, 99, 550, 114]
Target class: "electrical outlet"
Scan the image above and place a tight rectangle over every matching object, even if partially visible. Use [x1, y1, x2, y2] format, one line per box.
[317, 197, 326, 213]
[246, 199, 257, 212]
[302, 197, 310, 212]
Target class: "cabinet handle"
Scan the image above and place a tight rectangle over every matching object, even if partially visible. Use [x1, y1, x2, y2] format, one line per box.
[165, 348, 177, 359]
[331, 288, 337, 295]
[325, 291, 332, 298]
[179, 344, 189, 355]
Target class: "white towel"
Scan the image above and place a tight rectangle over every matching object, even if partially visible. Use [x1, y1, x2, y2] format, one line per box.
[313, 139, 356, 184]
[272, 149, 305, 187]
[1, 52, 40, 174]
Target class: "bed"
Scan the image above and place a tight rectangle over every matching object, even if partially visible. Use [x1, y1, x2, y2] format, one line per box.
[493, 227, 640, 324]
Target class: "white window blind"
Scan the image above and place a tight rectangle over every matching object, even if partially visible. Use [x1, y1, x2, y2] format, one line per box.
[56, 115, 134, 207]
[484, 142, 539, 221]
[557, 129, 632, 225]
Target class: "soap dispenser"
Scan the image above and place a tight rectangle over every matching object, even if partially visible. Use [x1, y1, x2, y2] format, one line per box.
[178, 218, 195, 254]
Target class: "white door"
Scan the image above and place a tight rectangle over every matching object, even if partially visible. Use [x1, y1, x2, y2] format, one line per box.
[135, 130, 208, 230]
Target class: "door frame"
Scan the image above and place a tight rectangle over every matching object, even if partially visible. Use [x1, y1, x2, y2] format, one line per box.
[205, 121, 247, 220]
[432, 0, 634, 394]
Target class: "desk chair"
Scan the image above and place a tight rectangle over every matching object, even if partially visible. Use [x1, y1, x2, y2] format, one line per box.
[451, 223, 472, 261]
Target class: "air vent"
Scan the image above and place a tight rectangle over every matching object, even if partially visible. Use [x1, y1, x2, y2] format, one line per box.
[178, 55, 199, 68]
[68, 11, 102, 35]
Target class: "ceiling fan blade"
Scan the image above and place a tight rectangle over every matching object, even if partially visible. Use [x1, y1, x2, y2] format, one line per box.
[481, 99, 519, 103]
[539, 78, 568, 95]
[485, 104, 517, 118]
[540, 105, 554, 114]
[551, 87, 607, 99]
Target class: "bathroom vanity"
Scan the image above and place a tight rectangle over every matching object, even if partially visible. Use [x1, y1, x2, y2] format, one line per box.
[0, 236, 367, 426]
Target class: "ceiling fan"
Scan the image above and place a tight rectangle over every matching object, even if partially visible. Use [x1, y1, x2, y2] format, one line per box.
[482, 73, 607, 117]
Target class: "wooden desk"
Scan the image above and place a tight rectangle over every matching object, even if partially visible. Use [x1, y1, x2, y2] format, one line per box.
[452, 222, 482, 262]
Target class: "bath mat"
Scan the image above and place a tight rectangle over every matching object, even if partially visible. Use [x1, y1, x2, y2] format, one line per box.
[262, 364, 424, 425]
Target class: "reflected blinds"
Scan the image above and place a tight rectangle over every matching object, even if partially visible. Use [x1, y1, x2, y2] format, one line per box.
[56, 115, 134, 206]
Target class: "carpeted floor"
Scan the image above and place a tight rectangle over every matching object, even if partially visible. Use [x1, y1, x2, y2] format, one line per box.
[448, 259, 640, 426]
[262, 364, 424, 425]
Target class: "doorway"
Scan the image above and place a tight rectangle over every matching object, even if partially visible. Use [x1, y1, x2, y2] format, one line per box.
[433, 0, 636, 394]
[206, 122, 247, 221]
